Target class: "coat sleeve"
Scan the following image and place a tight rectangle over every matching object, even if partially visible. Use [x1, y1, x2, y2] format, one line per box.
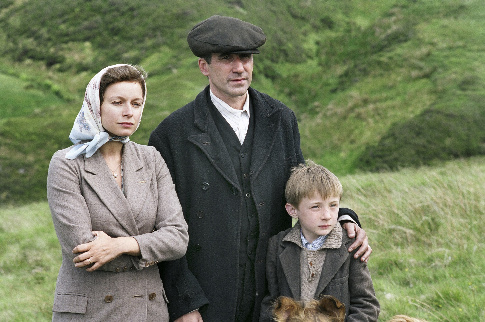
[132, 149, 188, 267]
[47, 151, 97, 259]
[346, 251, 380, 321]
[149, 125, 210, 320]
[259, 235, 280, 322]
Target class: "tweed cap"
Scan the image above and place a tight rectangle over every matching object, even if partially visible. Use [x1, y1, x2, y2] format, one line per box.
[187, 15, 266, 57]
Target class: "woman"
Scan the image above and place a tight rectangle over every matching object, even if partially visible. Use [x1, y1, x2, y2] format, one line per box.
[47, 64, 188, 321]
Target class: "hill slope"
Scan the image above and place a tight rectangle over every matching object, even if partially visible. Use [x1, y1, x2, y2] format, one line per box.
[1, 0, 484, 203]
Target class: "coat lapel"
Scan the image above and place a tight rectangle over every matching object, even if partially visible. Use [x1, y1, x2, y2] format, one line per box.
[188, 88, 240, 189]
[121, 143, 150, 222]
[314, 241, 350, 296]
[248, 88, 281, 178]
[83, 147, 139, 235]
[279, 243, 301, 298]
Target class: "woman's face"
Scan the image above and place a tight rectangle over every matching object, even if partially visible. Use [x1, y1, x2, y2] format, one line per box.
[100, 81, 144, 137]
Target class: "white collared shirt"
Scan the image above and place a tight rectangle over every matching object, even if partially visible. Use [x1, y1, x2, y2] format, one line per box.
[210, 90, 250, 144]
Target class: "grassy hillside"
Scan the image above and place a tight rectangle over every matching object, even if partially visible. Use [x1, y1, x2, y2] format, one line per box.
[1, 0, 485, 204]
[1, 156, 484, 321]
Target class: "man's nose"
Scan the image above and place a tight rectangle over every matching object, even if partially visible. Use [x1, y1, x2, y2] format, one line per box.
[232, 57, 245, 72]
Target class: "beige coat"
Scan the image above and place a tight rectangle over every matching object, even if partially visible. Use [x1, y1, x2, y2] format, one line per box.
[47, 142, 188, 321]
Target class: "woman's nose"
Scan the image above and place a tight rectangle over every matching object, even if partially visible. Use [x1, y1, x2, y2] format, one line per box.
[122, 104, 134, 116]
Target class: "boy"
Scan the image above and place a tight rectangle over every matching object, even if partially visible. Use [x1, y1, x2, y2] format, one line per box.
[260, 161, 380, 321]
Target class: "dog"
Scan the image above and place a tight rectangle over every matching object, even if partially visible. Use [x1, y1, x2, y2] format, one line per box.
[272, 296, 428, 322]
[388, 315, 429, 322]
[272, 295, 346, 322]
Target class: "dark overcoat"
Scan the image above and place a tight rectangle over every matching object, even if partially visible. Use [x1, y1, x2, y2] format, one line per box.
[149, 86, 304, 321]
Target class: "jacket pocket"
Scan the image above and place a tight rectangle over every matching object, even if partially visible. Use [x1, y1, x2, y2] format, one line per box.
[53, 293, 88, 314]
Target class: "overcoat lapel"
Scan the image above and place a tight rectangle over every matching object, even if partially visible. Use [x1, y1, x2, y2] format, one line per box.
[82, 147, 139, 235]
[248, 89, 280, 178]
[187, 88, 241, 189]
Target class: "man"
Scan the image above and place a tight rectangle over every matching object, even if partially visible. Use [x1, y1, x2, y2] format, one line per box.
[149, 15, 371, 322]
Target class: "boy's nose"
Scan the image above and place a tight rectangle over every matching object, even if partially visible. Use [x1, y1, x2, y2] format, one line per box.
[321, 209, 332, 219]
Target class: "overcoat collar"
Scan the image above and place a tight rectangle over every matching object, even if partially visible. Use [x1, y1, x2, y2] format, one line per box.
[279, 223, 349, 299]
[82, 142, 148, 235]
[189, 86, 282, 190]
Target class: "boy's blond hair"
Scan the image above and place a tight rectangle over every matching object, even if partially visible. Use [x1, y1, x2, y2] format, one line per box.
[285, 160, 342, 207]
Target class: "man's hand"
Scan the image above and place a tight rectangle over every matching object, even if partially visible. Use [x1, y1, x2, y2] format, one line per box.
[342, 222, 372, 263]
[174, 310, 203, 322]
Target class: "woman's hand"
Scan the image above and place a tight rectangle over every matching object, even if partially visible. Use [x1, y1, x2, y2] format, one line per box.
[72, 231, 140, 272]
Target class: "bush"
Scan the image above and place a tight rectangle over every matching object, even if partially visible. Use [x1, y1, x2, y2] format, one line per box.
[357, 106, 485, 171]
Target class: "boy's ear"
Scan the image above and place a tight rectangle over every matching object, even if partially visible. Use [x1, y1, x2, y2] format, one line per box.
[285, 203, 298, 219]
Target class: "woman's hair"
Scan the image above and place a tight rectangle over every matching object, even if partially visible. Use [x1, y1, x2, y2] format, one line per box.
[99, 65, 147, 104]
[285, 160, 342, 207]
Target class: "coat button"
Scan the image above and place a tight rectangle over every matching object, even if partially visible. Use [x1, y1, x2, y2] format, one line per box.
[149, 293, 156, 300]
[104, 295, 113, 303]
[202, 182, 210, 190]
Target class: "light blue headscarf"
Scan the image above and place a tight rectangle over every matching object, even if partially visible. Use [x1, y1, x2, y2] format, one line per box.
[65, 64, 145, 159]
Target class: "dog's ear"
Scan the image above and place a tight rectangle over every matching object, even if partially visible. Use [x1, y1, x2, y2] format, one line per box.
[273, 296, 304, 321]
[313, 295, 346, 321]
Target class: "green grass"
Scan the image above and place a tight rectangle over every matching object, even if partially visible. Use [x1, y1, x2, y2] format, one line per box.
[0, 202, 59, 321]
[340, 156, 485, 321]
[1, 157, 484, 321]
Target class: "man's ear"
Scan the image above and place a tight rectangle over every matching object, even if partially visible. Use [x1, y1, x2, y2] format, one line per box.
[285, 203, 298, 219]
[198, 58, 210, 76]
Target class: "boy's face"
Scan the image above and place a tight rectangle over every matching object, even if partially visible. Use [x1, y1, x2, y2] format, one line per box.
[286, 193, 340, 243]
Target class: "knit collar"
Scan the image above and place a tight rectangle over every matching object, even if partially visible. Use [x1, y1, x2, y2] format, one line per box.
[283, 222, 342, 250]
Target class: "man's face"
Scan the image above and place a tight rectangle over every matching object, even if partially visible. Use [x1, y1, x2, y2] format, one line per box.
[199, 53, 253, 108]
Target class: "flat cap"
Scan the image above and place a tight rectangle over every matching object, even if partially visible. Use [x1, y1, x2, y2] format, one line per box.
[187, 15, 266, 57]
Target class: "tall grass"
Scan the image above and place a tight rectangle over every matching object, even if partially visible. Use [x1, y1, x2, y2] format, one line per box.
[1, 157, 484, 321]
[341, 156, 485, 321]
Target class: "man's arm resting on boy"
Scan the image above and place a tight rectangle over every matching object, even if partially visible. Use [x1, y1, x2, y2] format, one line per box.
[338, 208, 372, 263]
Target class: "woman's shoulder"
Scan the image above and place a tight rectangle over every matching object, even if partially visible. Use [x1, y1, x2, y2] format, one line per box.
[50, 146, 80, 166]
[126, 142, 165, 165]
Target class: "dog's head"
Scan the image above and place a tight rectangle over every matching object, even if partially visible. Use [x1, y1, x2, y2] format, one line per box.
[272, 295, 345, 322]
